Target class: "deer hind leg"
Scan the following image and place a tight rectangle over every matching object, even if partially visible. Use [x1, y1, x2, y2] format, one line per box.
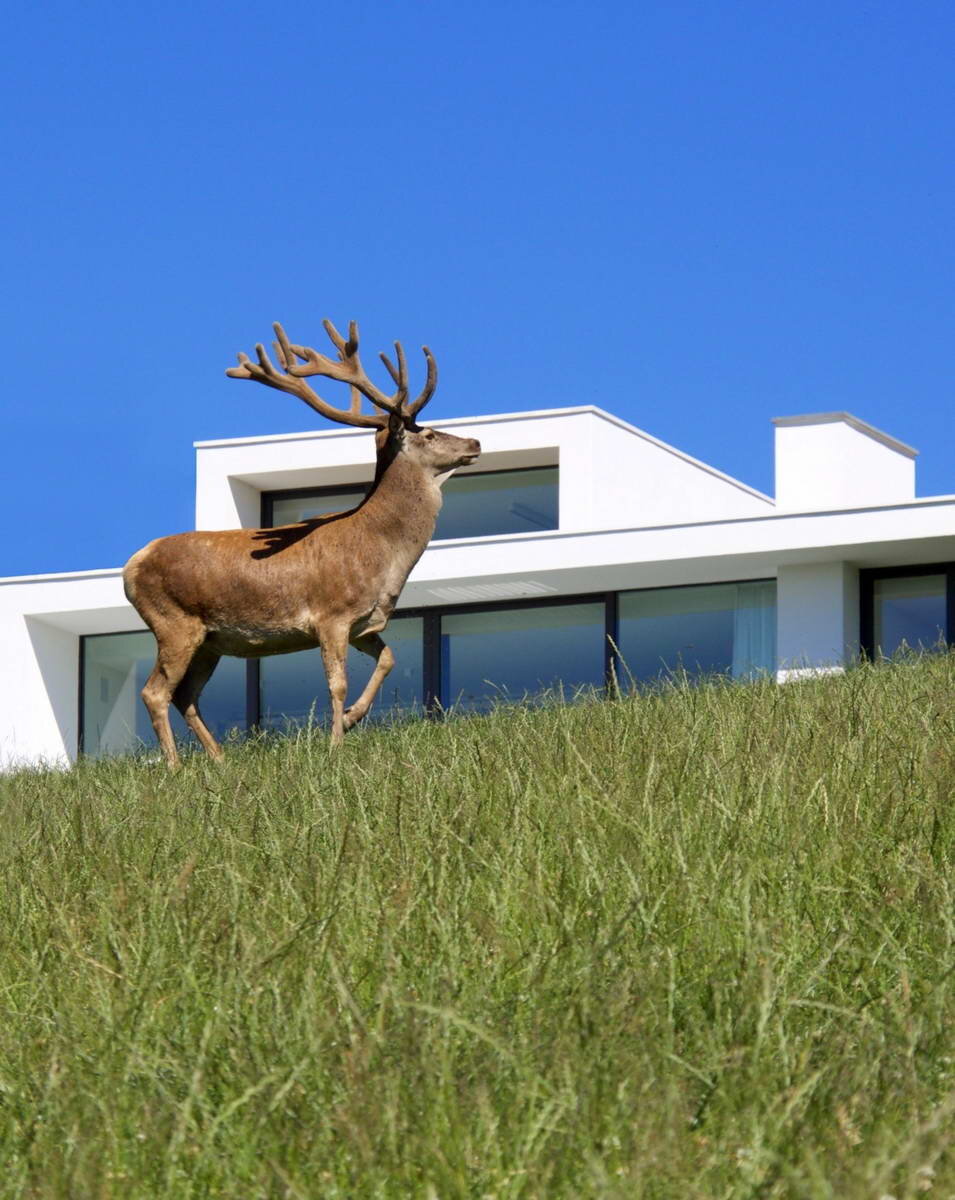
[343, 633, 395, 731]
[172, 644, 224, 762]
[320, 627, 351, 747]
[141, 620, 207, 769]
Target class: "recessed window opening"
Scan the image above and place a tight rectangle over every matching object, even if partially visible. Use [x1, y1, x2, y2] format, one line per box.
[265, 466, 559, 541]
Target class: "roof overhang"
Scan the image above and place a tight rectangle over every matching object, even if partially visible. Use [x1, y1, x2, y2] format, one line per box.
[399, 497, 955, 603]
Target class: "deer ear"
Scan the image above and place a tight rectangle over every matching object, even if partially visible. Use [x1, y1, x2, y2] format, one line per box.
[388, 413, 404, 437]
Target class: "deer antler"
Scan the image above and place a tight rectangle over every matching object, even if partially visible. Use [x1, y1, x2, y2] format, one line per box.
[226, 319, 438, 428]
[377, 339, 437, 422]
[226, 322, 385, 429]
[405, 347, 437, 420]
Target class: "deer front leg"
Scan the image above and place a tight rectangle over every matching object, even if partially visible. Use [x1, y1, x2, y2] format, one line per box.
[320, 629, 351, 747]
[344, 633, 396, 731]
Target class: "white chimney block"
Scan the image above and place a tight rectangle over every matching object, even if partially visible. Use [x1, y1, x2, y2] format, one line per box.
[773, 413, 917, 512]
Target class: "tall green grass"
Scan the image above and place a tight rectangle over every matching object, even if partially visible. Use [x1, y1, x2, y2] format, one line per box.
[1, 655, 953, 1198]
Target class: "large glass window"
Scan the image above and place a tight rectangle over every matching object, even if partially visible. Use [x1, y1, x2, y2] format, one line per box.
[270, 487, 368, 527]
[266, 467, 558, 541]
[259, 617, 425, 731]
[83, 579, 787, 758]
[81, 632, 247, 758]
[617, 581, 776, 684]
[440, 602, 605, 712]
[872, 575, 946, 657]
[433, 468, 558, 539]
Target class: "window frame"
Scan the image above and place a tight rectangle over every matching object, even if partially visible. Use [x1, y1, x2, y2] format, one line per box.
[859, 562, 955, 660]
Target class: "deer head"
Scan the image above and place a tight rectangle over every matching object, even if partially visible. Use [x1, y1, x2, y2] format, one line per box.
[226, 318, 479, 481]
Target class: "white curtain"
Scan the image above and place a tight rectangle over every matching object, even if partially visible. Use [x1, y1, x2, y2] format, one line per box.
[731, 582, 777, 678]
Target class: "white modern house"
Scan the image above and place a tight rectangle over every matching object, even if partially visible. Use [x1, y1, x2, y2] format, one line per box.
[2, 406, 953, 769]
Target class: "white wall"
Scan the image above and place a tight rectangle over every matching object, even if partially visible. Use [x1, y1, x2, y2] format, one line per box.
[588, 412, 773, 530]
[0, 571, 139, 769]
[774, 414, 916, 511]
[776, 561, 860, 680]
[0, 614, 78, 769]
[1, 406, 948, 770]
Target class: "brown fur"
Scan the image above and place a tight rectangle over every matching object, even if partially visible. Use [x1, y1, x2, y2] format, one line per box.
[124, 421, 480, 767]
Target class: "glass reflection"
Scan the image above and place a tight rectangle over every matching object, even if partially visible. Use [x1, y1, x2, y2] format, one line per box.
[82, 632, 246, 758]
[266, 467, 558, 541]
[434, 468, 558, 539]
[872, 575, 946, 657]
[441, 602, 605, 712]
[270, 488, 367, 527]
[259, 617, 424, 730]
[617, 581, 776, 684]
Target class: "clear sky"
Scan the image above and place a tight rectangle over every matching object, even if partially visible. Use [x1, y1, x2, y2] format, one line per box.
[2, 1, 953, 577]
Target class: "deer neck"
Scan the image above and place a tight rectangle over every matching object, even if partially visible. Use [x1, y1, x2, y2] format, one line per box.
[359, 452, 443, 565]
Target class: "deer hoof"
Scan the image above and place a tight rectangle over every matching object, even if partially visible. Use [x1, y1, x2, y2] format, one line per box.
[343, 705, 365, 731]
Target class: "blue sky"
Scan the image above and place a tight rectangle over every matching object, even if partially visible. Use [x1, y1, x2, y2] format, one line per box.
[2, 1, 953, 576]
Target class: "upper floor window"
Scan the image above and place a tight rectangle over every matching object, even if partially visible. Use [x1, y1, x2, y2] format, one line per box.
[264, 466, 558, 540]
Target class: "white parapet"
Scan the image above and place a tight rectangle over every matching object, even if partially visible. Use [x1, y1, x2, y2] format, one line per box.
[774, 413, 916, 512]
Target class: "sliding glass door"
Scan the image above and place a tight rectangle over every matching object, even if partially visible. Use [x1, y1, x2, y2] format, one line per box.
[81, 632, 246, 758]
[82, 579, 781, 756]
[258, 617, 425, 731]
[616, 581, 776, 684]
[861, 566, 953, 659]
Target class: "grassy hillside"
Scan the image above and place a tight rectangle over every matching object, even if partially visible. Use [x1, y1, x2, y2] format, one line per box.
[1, 656, 954, 1198]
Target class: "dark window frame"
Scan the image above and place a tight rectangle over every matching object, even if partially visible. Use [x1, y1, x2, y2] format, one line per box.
[79, 627, 146, 756]
[81, 577, 777, 754]
[859, 562, 955, 659]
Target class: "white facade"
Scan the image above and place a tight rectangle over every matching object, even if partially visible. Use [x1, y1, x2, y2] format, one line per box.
[2, 406, 953, 769]
[774, 413, 917, 511]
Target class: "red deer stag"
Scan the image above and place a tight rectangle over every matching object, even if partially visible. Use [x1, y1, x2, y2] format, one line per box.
[123, 319, 481, 768]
